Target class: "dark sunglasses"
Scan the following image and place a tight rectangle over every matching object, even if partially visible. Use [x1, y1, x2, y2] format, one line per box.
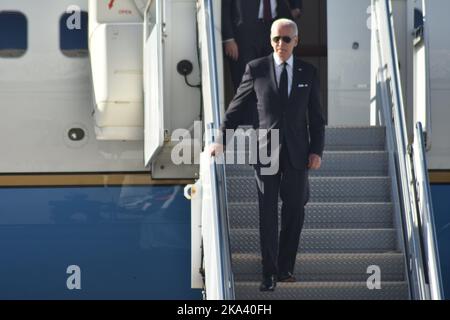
[271, 36, 293, 44]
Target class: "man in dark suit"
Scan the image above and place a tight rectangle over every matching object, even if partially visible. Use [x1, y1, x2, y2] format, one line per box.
[211, 18, 325, 292]
[222, 0, 302, 91]
[289, 0, 303, 19]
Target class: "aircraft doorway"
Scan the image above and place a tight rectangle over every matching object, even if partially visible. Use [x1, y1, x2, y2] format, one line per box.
[295, 0, 328, 123]
[222, 0, 329, 124]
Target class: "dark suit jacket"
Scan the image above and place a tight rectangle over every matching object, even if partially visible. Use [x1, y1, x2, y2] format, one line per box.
[221, 54, 325, 170]
[288, 0, 303, 10]
[222, 0, 294, 41]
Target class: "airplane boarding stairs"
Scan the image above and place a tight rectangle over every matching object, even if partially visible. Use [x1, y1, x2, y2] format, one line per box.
[192, 0, 441, 301]
[224, 126, 410, 300]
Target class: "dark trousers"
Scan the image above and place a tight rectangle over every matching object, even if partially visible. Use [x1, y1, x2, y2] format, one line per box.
[255, 138, 309, 277]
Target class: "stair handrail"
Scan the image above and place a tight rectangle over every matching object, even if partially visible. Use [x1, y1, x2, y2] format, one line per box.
[412, 122, 443, 299]
[201, 0, 235, 300]
[372, 0, 443, 300]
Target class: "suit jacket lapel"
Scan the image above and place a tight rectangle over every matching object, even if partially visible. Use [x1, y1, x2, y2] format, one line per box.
[268, 55, 279, 95]
[289, 58, 302, 105]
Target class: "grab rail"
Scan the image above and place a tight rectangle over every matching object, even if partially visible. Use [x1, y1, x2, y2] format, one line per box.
[372, 0, 443, 300]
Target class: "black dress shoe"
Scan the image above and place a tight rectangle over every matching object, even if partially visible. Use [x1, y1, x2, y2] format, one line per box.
[277, 272, 297, 282]
[259, 275, 276, 292]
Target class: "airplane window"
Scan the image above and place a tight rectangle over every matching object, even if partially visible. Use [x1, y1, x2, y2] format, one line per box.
[60, 11, 88, 58]
[0, 11, 27, 58]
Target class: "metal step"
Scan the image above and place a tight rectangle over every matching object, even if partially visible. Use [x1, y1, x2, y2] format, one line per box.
[225, 151, 389, 177]
[230, 229, 397, 253]
[228, 202, 394, 229]
[224, 126, 408, 299]
[232, 253, 405, 282]
[234, 281, 409, 300]
[324, 127, 386, 151]
[228, 126, 386, 152]
[227, 176, 391, 203]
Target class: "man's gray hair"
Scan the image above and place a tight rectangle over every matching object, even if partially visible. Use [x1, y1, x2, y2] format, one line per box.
[271, 18, 298, 37]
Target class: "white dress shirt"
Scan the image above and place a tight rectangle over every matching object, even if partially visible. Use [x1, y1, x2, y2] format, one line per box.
[273, 53, 294, 97]
[258, 0, 277, 19]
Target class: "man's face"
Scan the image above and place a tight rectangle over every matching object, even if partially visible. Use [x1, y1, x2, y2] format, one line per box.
[271, 24, 298, 62]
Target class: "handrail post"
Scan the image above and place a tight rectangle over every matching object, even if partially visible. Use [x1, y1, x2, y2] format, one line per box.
[372, 0, 443, 300]
[413, 122, 443, 299]
[202, 0, 235, 300]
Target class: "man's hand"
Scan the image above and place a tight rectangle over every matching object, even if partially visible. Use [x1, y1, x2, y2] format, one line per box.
[224, 40, 239, 61]
[291, 8, 301, 19]
[308, 153, 322, 170]
[209, 143, 224, 157]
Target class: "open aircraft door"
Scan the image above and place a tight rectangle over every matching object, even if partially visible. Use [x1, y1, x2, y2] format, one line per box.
[142, 0, 201, 178]
[143, 0, 165, 167]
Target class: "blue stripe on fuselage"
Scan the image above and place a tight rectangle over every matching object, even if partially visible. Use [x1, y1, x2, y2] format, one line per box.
[0, 185, 202, 299]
